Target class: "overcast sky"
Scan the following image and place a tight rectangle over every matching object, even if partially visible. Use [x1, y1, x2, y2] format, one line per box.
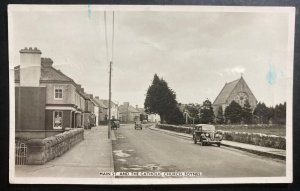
[9, 6, 294, 107]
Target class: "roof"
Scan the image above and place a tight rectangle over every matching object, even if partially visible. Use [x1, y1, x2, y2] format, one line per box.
[128, 105, 139, 113]
[100, 100, 117, 108]
[118, 104, 140, 114]
[213, 78, 240, 105]
[93, 99, 108, 108]
[136, 108, 146, 115]
[14, 62, 86, 97]
[14, 64, 74, 83]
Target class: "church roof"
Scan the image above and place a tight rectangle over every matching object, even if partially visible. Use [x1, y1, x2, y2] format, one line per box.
[213, 78, 241, 105]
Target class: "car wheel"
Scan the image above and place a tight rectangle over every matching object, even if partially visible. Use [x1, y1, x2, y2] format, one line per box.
[217, 143, 221, 147]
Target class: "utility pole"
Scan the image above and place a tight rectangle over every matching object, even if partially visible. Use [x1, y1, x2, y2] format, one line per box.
[108, 61, 112, 139]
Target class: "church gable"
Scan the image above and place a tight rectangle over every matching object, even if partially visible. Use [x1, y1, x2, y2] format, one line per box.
[213, 76, 257, 112]
[226, 77, 257, 109]
[213, 79, 239, 105]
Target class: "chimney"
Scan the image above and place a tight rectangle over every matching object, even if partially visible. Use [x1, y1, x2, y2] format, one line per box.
[81, 88, 84, 93]
[136, 105, 138, 109]
[19, 47, 42, 87]
[95, 96, 99, 100]
[124, 102, 129, 107]
[41, 57, 53, 67]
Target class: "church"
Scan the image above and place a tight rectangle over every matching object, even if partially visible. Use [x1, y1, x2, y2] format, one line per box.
[212, 76, 257, 116]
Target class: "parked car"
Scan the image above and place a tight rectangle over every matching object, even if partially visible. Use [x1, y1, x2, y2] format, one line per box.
[192, 124, 223, 147]
[134, 121, 142, 130]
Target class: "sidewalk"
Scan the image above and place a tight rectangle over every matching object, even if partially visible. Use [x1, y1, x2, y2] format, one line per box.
[15, 126, 114, 178]
[148, 125, 286, 160]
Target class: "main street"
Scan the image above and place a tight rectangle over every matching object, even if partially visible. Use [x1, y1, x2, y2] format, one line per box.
[112, 124, 285, 178]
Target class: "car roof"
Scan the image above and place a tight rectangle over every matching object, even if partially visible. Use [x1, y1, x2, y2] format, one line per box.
[195, 124, 215, 127]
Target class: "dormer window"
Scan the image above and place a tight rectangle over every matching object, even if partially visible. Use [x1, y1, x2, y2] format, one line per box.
[54, 86, 63, 100]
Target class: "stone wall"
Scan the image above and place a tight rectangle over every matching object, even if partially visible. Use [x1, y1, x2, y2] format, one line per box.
[156, 124, 285, 150]
[25, 128, 84, 165]
[219, 130, 286, 150]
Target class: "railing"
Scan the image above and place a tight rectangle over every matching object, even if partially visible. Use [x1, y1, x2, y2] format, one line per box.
[15, 141, 27, 165]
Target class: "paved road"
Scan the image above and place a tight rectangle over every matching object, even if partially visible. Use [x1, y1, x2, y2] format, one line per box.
[112, 124, 285, 178]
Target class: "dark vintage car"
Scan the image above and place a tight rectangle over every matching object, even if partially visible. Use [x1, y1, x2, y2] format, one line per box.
[192, 124, 223, 147]
[134, 121, 142, 130]
[111, 120, 120, 130]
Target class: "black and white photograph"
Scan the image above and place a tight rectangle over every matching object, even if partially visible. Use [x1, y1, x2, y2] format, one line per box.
[8, 5, 295, 184]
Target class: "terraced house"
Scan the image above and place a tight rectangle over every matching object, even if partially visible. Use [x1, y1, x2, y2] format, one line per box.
[14, 47, 92, 139]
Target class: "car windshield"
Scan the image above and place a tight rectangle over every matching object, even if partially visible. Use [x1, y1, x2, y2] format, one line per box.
[202, 125, 215, 131]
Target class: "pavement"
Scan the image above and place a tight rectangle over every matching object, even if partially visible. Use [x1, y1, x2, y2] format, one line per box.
[15, 126, 114, 178]
[148, 125, 286, 160]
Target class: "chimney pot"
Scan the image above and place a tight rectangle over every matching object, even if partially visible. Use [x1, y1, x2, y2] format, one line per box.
[19, 47, 42, 87]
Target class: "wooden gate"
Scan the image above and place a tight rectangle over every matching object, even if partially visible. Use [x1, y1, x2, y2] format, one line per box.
[15, 141, 27, 165]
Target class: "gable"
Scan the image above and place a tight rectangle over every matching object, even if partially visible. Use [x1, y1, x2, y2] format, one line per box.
[213, 79, 239, 105]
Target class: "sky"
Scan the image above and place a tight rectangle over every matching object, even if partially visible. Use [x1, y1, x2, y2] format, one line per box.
[9, 6, 294, 108]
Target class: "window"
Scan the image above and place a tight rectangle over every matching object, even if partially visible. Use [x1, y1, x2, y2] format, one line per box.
[53, 111, 63, 129]
[54, 86, 63, 100]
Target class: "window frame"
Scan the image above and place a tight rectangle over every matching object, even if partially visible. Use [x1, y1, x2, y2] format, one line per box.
[54, 86, 63, 100]
[53, 110, 63, 130]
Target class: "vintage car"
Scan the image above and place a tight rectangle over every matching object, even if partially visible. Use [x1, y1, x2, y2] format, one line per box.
[114, 120, 120, 128]
[192, 124, 223, 147]
[134, 121, 142, 130]
[111, 120, 119, 130]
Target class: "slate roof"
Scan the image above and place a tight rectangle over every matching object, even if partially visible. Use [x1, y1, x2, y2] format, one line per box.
[118, 104, 140, 114]
[136, 108, 146, 115]
[100, 100, 117, 108]
[213, 78, 240, 105]
[93, 99, 108, 108]
[14, 64, 74, 83]
[14, 60, 86, 96]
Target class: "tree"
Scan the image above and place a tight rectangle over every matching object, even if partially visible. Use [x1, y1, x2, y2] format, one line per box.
[273, 102, 286, 124]
[241, 99, 253, 124]
[224, 100, 242, 124]
[216, 106, 224, 124]
[200, 99, 214, 124]
[144, 74, 179, 124]
[165, 107, 185, 125]
[184, 103, 201, 124]
[253, 102, 269, 124]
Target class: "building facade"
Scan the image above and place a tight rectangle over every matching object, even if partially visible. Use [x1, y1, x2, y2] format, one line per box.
[15, 47, 94, 139]
[212, 76, 257, 116]
[118, 102, 140, 123]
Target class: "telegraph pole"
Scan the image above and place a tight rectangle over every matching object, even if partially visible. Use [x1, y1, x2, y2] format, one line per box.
[108, 61, 112, 139]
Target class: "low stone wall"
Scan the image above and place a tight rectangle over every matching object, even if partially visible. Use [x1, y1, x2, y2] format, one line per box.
[26, 128, 84, 165]
[156, 124, 285, 150]
[156, 124, 193, 134]
[219, 131, 286, 150]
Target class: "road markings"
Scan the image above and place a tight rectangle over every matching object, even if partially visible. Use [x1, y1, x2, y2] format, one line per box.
[113, 150, 130, 157]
